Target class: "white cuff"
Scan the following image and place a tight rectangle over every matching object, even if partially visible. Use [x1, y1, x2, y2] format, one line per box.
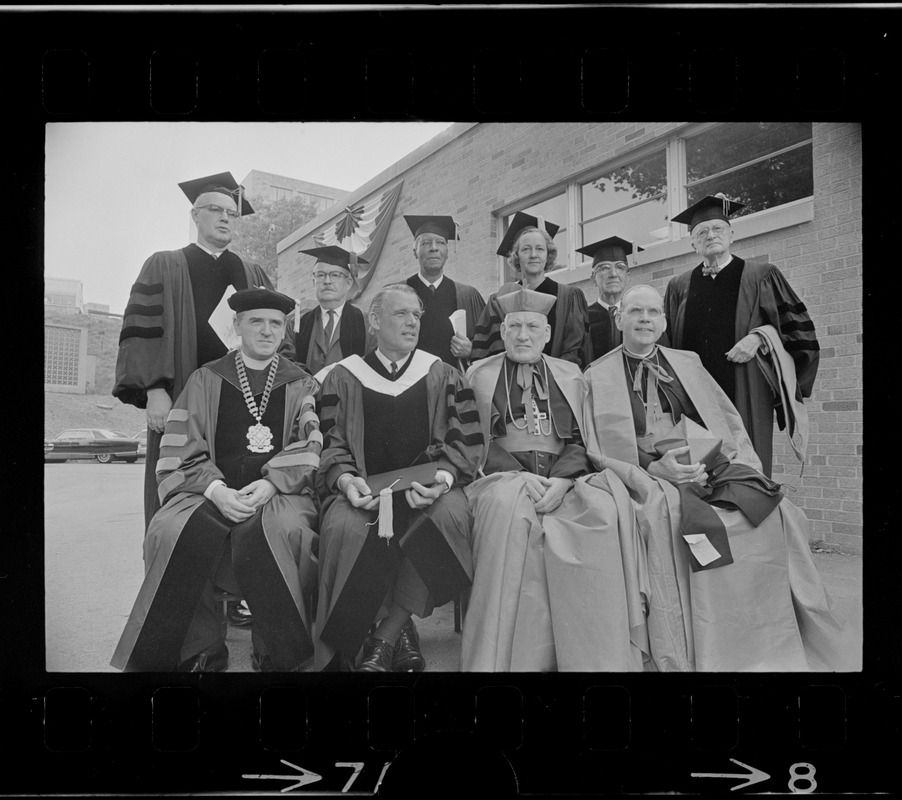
[435, 469, 454, 492]
[204, 479, 225, 500]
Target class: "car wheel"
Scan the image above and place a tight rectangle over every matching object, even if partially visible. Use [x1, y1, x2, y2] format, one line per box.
[96, 453, 113, 464]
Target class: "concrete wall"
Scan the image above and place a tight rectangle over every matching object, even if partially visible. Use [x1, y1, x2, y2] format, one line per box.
[277, 122, 862, 551]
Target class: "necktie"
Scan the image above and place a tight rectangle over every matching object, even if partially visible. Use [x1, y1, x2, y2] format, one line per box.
[390, 361, 398, 379]
[609, 305, 621, 343]
[702, 265, 719, 277]
[428, 284, 436, 294]
[324, 309, 335, 344]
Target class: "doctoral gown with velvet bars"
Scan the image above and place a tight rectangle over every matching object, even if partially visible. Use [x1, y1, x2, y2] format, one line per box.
[110, 353, 321, 671]
[662, 256, 819, 477]
[584, 345, 856, 672]
[113, 245, 273, 528]
[460, 353, 649, 672]
[312, 350, 484, 669]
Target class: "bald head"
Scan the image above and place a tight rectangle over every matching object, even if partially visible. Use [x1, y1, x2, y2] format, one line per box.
[615, 284, 667, 356]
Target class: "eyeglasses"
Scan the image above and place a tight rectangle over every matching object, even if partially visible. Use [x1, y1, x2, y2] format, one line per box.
[692, 223, 728, 241]
[622, 306, 663, 318]
[313, 271, 350, 283]
[594, 262, 628, 274]
[197, 204, 239, 220]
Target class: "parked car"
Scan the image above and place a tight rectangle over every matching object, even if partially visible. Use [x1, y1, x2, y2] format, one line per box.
[131, 429, 148, 458]
[44, 428, 141, 464]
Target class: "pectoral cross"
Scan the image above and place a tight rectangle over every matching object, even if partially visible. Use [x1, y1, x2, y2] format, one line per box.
[527, 398, 548, 435]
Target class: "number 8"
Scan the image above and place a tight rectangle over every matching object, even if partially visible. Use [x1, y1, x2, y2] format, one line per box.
[788, 762, 817, 793]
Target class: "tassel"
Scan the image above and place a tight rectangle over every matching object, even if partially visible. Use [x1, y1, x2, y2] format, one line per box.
[376, 489, 393, 542]
[294, 299, 301, 332]
[536, 214, 546, 234]
[366, 478, 400, 544]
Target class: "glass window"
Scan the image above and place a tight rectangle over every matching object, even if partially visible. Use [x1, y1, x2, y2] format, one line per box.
[504, 193, 568, 274]
[579, 149, 669, 254]
[685, 123, 813, 218]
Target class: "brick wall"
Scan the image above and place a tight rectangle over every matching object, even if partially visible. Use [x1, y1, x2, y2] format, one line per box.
[279, 122, 863, 552]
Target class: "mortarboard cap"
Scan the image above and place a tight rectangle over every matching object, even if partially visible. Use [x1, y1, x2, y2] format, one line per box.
[671, 193, 745, 229]
[496, 286, 557, 317]
[178, 171, 255, 216]
[404, 215, 459, 241]
[496, 211, 560, 257]
[300, 245, 368, 279]
[577, 235, 644, 267]
[228, 287, 295, 316]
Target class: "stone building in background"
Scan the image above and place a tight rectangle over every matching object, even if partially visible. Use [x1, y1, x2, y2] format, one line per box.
[240, 169, 350, 214]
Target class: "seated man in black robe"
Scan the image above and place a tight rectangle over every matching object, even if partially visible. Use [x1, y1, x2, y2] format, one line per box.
[314, 283, 484, 672]
[111, 288, 321, 672]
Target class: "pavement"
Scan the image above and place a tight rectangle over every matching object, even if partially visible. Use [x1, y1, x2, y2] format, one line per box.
[45, 462, 862, 673]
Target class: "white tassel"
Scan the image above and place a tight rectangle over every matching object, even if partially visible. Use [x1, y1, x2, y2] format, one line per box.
[376, 489, 393, 542]
[294, 299, 301, 333]
[366, 478, 400, 544]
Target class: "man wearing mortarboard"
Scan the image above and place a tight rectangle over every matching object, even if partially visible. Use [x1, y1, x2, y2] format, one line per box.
[462, 287, 647, 672]
[403, 215, 486, 371]
[289, 245, 373, 378]
[583, 284, 854, 671]
[662, 194, 819, 477]
[111, 288, 321, 672]
[113, 172, 273, 529]
[579, 235, 644, 362]
[470, 211, 590, 368]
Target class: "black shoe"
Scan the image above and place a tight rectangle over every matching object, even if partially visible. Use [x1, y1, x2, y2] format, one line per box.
[178, 642, 228, 673]
[393, 620, 426, 673]
[228, 601, 253, 628]
[356, 635, 396, 672]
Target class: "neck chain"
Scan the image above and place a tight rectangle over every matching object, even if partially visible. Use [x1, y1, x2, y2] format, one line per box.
[235, 350, 279, 452]
[504, 358, 552, 435]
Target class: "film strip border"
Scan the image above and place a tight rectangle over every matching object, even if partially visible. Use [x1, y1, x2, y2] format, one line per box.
[38, 44, 850, 119]
[3, 5, 888, 121]
[12, 676, 900, 794]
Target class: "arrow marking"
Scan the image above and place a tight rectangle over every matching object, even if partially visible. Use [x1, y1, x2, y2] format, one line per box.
[691, 757, 770, 791]
[243, 759, 323, 792]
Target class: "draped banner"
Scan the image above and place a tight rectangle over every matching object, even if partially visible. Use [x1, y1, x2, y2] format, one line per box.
[312, 181, 404, 300]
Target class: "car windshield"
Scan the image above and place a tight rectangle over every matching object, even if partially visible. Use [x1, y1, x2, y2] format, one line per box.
[95, 430, 124, 438]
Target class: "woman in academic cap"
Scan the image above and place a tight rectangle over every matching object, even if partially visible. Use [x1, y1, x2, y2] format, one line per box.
[470, 212, 590, 367]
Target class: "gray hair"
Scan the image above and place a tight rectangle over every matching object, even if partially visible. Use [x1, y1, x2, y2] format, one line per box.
[367, 283, 423, 334]
[508, 225, 558, 273]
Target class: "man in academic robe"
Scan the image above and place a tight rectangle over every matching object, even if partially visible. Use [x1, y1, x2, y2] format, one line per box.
[314, 283, 484, 672]
[462, 288, 647, 672]
[662, 194, 819, 476]
[584, 284, 855, 671]
[580, 235, 643, 363]
[471, 212, 590, 367]
[113, 172, 273, 529]
[403, 214, 486, 371]
[287, 245, 372, 377]
[111, 288, 321, 673]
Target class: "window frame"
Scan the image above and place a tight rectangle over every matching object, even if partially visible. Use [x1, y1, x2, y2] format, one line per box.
[495, 122, 815, 285]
